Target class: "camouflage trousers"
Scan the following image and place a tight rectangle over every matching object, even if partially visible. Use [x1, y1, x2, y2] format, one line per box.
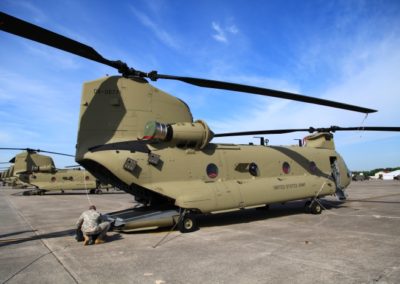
[86, 221, 111, 239]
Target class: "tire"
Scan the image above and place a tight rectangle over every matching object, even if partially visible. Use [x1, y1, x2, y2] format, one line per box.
[310, 201, 322, 215]
[178, 214, 198, 233]
[95, 189, 102, 195]
[89, 189, 95, 194]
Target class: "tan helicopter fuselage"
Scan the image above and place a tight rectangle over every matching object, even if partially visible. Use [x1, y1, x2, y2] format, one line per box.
[76, 76, 351, 214]
[20, 169, 99, 191]
[8, 151, 106, 193]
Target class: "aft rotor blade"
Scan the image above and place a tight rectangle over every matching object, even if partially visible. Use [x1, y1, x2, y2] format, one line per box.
[323, 126, 400, 132]
[214, 128, 311, 137]
[0, 12, 129, 72]
[0, 12, 376, 113]
[152, 74, 376, 114]
[215, 126, 400, 137]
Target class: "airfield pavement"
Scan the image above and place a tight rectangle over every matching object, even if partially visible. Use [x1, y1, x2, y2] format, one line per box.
[0, 180, 400, 284]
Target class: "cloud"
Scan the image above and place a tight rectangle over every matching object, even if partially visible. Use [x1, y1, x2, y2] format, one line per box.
[210, 34, 400, 169]
[130, 6, 180, 50]
[211, 22, 239, 43]
[6, 0, 47, 24]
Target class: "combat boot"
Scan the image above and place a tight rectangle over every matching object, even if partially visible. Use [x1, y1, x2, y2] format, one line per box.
[95, 238, 105, 244]
[83, 235, 91, 246]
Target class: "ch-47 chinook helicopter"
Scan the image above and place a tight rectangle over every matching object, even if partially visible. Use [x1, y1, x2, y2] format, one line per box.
[1, 12, 400, 233]
[0, 163, 29, 188]
[1, 148, 111, 195]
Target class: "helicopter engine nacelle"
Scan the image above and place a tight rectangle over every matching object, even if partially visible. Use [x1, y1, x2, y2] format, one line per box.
[143, 120, 214, 149]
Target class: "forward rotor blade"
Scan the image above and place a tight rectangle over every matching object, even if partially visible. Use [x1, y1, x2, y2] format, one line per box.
[215, 126, 400, 137]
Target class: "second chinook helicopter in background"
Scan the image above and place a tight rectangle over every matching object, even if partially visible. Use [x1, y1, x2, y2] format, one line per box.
[1, 148, 112, 195]
[1, 12, 399, 233]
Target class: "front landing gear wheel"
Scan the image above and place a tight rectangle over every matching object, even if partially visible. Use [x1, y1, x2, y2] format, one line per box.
[178, 214, 198, 233]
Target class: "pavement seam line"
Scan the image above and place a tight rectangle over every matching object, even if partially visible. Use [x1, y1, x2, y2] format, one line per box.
[3, 193, 79, 284]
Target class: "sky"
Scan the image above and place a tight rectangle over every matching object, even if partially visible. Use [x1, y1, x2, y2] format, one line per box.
[0, 0, 399, 171]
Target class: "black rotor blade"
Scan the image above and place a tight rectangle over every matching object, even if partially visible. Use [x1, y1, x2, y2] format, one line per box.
[152, 73, 376, 114]
[37, 150, 74, 157]
[214, 128, 310, 137]
[0, 12, 376, 113]
[215, 126, 400, 137]
[0, 147, 74, 157]
[0, 12, 130, 73]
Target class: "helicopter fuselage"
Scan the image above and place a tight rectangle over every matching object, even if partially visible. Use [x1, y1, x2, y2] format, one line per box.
[76, 76, 350, 213]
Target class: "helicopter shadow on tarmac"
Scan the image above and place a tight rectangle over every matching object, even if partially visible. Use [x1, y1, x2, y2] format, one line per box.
[0, 228, 123, 248]
[125, 199, 347, 236]
[11, 190, 126, 196]
[0, 228, 75, 248]
[195, 199, 347, 229]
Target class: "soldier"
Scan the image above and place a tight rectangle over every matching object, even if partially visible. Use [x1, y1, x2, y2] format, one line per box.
[76, 205, 111, 245]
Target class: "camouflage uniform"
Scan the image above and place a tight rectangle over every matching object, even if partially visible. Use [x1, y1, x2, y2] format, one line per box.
[76, 209, 110, 239]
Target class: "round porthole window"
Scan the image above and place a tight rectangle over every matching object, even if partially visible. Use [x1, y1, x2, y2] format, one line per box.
[51, 176, 56, 182]
[309, 161, 317, 173]
[85, 176, 90, 181]
[249, 162, 259, 177]
[206, 163, 218, 179]
[282, 162, 291, 174]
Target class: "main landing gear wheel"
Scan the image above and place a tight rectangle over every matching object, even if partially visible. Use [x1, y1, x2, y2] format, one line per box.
[305, 200, 322, 215]
[178, 213, 198, 233]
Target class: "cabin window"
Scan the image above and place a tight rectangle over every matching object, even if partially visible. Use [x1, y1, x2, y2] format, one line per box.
[51, 177, 56, 182]
[206, 163, 218, 179]
[309, 161, 317, 173]
[282, 162, 291, 174]
[32, 175, 37, 179]
[85, 176, 90, 181]
[249, 162, 259, 176]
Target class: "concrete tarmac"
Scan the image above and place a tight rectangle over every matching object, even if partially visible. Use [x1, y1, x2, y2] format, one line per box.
[0, 180, 399, 283]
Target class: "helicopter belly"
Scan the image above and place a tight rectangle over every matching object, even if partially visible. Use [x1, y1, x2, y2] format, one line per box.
[149, 174, 335, 214]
